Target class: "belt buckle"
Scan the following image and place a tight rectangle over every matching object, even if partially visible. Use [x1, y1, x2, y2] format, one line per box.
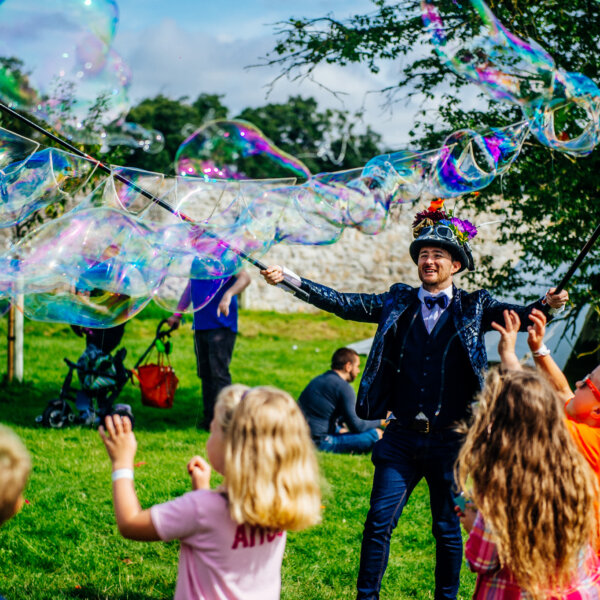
[413, 411, 430, 434]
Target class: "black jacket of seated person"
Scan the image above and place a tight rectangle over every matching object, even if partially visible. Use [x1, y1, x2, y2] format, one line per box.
[298, 370, 380, 444]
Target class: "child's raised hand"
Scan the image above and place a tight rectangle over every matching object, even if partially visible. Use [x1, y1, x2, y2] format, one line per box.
[491, 310, 522, 370]
[187, 455, 211, 490]
[527, 308, 547, 352]
[99, 414, 137, 469]
[458, 505, 478, 533]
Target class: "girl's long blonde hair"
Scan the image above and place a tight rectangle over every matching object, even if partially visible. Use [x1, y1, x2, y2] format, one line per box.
[457, 368, 599, 597]
[222, 386, 321, 531]
[213, 384, 250, 435]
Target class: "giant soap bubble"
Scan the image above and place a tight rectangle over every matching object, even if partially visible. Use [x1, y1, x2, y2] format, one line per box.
[175, 119, 312, 181]
[421, 0, 600, 156]
[0, 0, 163, 151]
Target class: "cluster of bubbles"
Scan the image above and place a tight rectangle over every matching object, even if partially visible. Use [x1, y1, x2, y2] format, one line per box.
[0, 0, 598, 327]
[421, 0, 600, 156]
[0, 0, 163, 152]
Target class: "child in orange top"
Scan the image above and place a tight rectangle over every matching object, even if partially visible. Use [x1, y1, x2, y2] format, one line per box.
[493, 308, 600, 478]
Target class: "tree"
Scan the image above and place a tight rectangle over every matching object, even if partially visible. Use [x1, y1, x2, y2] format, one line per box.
[237, 95, 382, 177]
[268, 1, 600, 327]
[125, 93, 229, 174]
[123, 93, 382, 180]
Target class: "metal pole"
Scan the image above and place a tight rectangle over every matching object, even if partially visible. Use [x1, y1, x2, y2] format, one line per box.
[0, 102, 309, 300]
[553, 222, 600, 295]
[14, 290, 23, 382]
[7, 303, 14, 382]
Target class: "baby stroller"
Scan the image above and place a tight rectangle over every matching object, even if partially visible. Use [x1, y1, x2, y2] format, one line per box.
[37, 325, 134, 428]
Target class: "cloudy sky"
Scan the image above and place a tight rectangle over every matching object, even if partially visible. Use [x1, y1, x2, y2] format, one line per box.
[114, 0, 423, 148]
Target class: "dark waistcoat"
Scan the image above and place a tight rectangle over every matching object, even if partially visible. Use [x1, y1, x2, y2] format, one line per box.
[390, 300, 478, 429]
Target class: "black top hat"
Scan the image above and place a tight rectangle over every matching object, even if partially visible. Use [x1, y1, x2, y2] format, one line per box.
[409, 203, 476, 272]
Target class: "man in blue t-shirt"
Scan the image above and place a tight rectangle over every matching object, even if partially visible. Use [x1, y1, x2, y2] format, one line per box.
[167, 271, 250, 429]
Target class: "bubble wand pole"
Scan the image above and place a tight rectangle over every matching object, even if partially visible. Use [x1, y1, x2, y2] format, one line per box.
[0, 102, 309, 301]
[553, 223, 600, 295]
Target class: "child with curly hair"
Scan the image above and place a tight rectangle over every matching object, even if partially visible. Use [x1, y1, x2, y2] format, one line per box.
[99, 384, 321, 600]
[456, 363, 600, 599]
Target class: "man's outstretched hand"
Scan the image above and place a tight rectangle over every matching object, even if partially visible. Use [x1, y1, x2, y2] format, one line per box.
[545, 287, 569, 310]
[261, 265, 284, 286]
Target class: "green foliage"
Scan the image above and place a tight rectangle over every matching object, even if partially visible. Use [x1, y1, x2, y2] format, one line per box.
[270, 0, 600, 344]
[124, 93, 230, 174]
[122, 93, 383, 179]
[238, 96, 382, 177]
[0, 311, 476, 599]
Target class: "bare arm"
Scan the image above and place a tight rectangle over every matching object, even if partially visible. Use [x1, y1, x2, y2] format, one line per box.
[491, 310, 523, 371]
[218, 271, 251, 317]
[99, 415, 160, 541]
[167, 281, 192, 330]
[527, 309, 573, 403]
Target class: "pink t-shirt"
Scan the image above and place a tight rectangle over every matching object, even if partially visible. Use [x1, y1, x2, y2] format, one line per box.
[150, 489, 286, 600]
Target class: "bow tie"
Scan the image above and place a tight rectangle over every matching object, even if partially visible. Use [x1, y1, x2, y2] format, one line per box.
[423, 295, 449, 310]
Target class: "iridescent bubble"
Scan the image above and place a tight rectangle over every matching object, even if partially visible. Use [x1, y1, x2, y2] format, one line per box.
[365, 149, 440, 204]
[523, 72, 600, 157]
[421, 0, 600, 156]
[0, 0, 163, 151]
[421, 0, 556, 106]
[430, 122, 529, 196]
[0, 145, 97, 228]
[103, 122, 164, 154]
[4, 206, 169, 327]
[174, 119, 312, 181]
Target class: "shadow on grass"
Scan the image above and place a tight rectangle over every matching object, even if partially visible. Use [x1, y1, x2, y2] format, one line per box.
[65, 586, 163, 600]
[0, 378, 208, 433]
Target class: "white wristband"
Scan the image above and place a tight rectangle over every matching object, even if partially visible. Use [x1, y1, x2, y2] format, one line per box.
[112, 468, 134, 482]
[532, 344, 551, 357]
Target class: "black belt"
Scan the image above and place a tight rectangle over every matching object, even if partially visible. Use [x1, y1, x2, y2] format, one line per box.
[397, 415, 457, 435]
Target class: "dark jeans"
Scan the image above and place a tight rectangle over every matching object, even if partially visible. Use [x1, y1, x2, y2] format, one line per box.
[356, 422, 464, 600]
[319, 428, 380, 454]
[194, 328, 236, 428]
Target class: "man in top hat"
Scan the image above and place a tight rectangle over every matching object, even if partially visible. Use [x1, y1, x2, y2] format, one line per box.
[260, 202, 568, 600]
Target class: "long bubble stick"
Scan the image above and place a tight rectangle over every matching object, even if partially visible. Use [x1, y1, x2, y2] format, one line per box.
[0, 102, 309, 302]
[553, 223, 600, 295]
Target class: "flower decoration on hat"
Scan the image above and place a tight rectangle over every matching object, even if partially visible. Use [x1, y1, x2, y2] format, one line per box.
[412, 198, 478, 244]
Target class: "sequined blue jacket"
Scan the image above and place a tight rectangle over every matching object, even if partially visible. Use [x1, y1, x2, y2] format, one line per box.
[299, 278, 549, 420]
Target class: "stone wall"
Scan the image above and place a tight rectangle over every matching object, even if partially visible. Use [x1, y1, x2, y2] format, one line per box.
[242, 204, 521, 312]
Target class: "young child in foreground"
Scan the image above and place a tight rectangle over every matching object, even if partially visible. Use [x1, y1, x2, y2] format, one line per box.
[0, 425, 32, 600]
[456, 366, 600, 598]
[495, 307, 600, 477]
[99, 384, 321, 600]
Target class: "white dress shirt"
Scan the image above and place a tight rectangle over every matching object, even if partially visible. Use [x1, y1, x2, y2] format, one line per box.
[418, 284, 453, 334]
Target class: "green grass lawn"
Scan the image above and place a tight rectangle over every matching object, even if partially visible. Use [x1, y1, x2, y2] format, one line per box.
[0, 307, 476, 599]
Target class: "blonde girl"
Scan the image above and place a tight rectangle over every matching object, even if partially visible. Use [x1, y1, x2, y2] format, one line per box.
[100, 384, 321, 600]
[457, 368, 600, 599]
[0, 424, 31, 526]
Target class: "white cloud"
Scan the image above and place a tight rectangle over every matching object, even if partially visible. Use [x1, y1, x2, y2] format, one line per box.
[117, 17, 424, 150]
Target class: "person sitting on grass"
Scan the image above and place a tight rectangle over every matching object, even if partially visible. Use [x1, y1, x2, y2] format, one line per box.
[493, 308, 600, 479]
[0, 425, 31, 600]
[99, 384, 321, 600]
[456, 367, 600, 598]
[298, 347, 385, 454]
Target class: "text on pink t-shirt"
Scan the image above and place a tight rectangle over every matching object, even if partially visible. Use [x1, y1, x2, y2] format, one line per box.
[150, 489, 286, 600]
